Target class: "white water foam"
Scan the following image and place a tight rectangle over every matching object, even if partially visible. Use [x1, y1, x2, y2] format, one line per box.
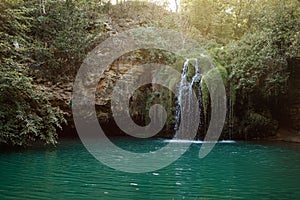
[163, 139, 236, 144]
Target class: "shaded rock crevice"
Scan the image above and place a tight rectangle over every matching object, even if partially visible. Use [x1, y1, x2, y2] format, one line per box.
[287, 57, 300, 131]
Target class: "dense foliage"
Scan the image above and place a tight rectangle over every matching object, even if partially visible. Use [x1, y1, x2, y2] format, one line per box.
[0, 0, 122, 146]
[0, 66, 65, 146]
[0, 0, 67, 146]
[182, 0, 300, 138]
[0, 0, 113, 145]
[0, 0, 299, 144]
[29, 0, 106, 78]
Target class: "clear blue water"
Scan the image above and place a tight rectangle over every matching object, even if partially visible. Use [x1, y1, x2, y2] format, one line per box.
[0, 138, 300, 199]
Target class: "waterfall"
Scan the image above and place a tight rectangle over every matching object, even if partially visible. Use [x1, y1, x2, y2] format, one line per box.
[175, 59, 203, 139]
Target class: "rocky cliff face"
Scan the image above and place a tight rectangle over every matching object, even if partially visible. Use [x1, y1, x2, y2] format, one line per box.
[37, 59, 149, 132]
[38, 3, 178, 136]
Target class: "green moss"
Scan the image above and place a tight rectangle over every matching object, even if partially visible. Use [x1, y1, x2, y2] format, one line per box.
[201, 81, 209, 117]
[201, 62, 228, 116]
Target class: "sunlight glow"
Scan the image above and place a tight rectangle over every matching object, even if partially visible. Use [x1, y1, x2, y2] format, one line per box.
[164, 0, 180, 12]
[110, 0, 180, 12]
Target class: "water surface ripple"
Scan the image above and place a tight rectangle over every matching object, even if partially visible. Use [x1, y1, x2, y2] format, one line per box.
[0, 138, 300, 199]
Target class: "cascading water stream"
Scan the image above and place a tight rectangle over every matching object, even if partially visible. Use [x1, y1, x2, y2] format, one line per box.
[175, 59, 203, 139]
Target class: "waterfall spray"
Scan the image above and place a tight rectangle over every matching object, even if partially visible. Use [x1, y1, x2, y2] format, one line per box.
[175, 59, 203, 139]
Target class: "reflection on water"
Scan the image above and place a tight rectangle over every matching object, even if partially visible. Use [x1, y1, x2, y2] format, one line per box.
[0, 138, 300, 199]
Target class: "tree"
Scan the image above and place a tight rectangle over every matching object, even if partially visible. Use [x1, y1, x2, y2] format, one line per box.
[0, 0, 65, 146]
[181, 0, 299, 138]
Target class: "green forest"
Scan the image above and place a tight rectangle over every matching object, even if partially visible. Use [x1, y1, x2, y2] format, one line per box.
[0, 0, 299, 146]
